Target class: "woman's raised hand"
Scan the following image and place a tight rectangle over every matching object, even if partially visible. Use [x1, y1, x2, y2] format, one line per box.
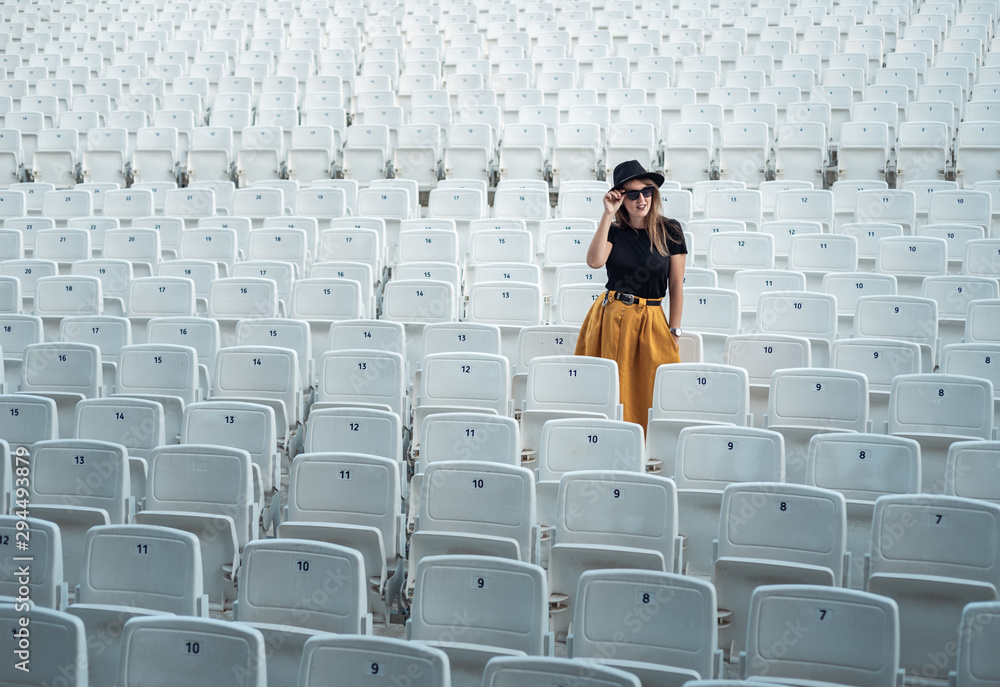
[603, 189, 624, 216]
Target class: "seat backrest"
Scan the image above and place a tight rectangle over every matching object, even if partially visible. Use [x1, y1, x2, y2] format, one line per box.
[777, 120, 828, 148]
[787, 234, 859, 273]
[58, 315, 132, 362]
[767, 367, 869, 431]
[963, 239, 1000, 279]
[235, 537, 368, 632]
[555, 470, 678, 566]
[945, 440, 1000, 507]
[118, 616, 266, 687]
[852, 295, 938, 348]
[755, 291, 838, 347]
[303, 406, 402, 464]
[399, 229, 460, 264]
[116, 343, 199, 405]
[928, 190, 992, 230]
[723, 334, 812, 386]
[316, 348, 406, 419]
[127, 276, 197, 318]
[207, 277, 279, 320]
[75, 396, 166, 459]
[246, 227, 309, 273]
[524, 354, 620, 417]
[922, 276, 1000, 319]
[540, 230, 588, 265]
[380, 279, 457, 325]
[299, 636, 449, 687]
[42, 189, 93, 219]
[327, 319, 405, 357]
[0, 314, 43, 359]
[147, 444, 255, 548]
[231, 188, 284, 220]
[78, 523, 207, 614]
[104, 227, 161, 264]
[466, 281, 544, 328]
[840, 222, 903, 262]
[732, 270, 806, 309]
[513, 325, 579, 373]
[869, 494, 1000, 588]
[822, 273, 897, 316]
[34, 275, 103, 317]
[840, 121, 890, 148]
[147, 317, 220, 367]
[213, 345, 301, 425]
[35, 228, 92, 263]
[104, 189, 155, 219]
[806, 432, 922, 500]
[570, 569, 718, 679]
[704, 190, 763, 231]
[667, 121, 713, 148]
[721, 121, 769, 147]
[490, 189, 549, 227]
[417, 413, 520, 473]
[538, 417, 644, 480]
[684, 287, 741, 335]
[320, 222, 385, 268]
[181, 400, 278, 491]
[30, 439, 131, 523]
[875, 235, 949, 277]
[0, 604, 86, 687]
[856, 190, 916, 232]
[0, 259, 54, 301]
[966, 298, 1000, 344]
[887, 373, 994, 439]
[290, 278, 365, 323]
[287, 451, 400, 554]
[830, 338, 922, 391]
[706, 232, 774, 270]
[719, 482, 847, 585]
[650, 362, 750, 423]
[918, 223, 988, 268]
[418, 352, 510, 415]
[898, 120, 950, 148]
[675, 425, 785, 489]
[0, 515, 65, 611]
[420, 321, 502, 359]
[418, 460, 536, 559]
[483, 657, 640, 687]
[21, 341, 101, 399]
[295, 187, 347, 219]
[953, 601, 1000, 687]
[774, 189, 835, 229]
[745, 585, 901, 687]
[409, 554, 549, 655]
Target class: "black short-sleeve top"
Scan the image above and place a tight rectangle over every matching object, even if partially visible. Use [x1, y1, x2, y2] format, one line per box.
[605, 218, 688, 299]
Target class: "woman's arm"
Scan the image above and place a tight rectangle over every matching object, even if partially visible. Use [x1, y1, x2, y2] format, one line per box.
[586, 190, 622, 268]
[667, 253, 686, 339]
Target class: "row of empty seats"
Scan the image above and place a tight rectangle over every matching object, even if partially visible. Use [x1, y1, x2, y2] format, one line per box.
[4, 0, 999, 685]
[0, 0, 999, 190]
[10, 459, 1000, 685]
[12, 564, 1000, 687]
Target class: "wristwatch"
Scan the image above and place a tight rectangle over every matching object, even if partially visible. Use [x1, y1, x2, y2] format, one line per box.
[670, 327, 682, 336]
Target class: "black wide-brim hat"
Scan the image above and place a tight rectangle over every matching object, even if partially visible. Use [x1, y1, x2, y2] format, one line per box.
[612, 159, 665, 190]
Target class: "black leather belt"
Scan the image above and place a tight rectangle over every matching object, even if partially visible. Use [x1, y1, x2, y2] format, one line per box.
[606, 291, 662, 306]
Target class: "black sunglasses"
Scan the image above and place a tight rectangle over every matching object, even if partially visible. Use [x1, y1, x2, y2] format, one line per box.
[622, 185, 656, 201]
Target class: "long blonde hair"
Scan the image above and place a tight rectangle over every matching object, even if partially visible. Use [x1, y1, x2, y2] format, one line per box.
[614, 179, 684, 257]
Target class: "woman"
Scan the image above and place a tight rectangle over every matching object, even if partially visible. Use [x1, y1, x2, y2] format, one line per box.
[575, 160, 687, 432]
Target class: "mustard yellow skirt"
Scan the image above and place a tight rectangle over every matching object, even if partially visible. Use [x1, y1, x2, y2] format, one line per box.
[575, 290, 681, 433]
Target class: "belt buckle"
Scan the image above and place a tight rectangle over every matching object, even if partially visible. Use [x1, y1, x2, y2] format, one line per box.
[619, 293, 635, 305]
